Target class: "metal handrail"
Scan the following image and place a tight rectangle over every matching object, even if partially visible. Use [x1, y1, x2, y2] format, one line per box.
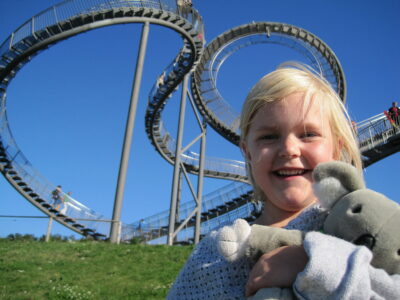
[1, 0, 179, 55]
[122, 181, 253, 242]
[357, 112, 398, 152]
[154, 120, 246, 177]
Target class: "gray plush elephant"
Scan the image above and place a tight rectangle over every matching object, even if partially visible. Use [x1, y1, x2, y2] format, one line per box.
[217, 161, 400, 299]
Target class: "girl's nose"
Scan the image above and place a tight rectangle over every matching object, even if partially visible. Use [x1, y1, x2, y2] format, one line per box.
[278, 136, 301, 159]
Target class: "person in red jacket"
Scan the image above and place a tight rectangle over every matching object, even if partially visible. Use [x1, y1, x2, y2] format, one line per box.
[388, 101, 399, 126]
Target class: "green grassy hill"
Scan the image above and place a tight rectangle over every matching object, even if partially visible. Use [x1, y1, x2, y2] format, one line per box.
[0, 238, 193, 299]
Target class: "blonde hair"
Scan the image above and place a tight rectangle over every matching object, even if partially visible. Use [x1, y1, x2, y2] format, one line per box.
[240, 63, 362, 202]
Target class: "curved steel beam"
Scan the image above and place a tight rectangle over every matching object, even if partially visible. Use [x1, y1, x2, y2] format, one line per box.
[191, 22, 346, 145]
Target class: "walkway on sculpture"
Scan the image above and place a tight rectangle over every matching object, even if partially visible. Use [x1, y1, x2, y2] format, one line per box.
[357, 114, 400, 167]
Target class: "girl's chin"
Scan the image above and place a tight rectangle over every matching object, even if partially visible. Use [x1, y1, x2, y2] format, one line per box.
[277, 197, 317, 212]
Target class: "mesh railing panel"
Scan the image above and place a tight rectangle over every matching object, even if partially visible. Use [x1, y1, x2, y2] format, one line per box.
[0, 0, 197, 52]
[154, 120, 246, 177]
[121, 181, 252, 241]
[357, 113, 397, 151]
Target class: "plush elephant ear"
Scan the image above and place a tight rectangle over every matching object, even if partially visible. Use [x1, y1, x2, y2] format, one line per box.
[313, 161, 365, 209]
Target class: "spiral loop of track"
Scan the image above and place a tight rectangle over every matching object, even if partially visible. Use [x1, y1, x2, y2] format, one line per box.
[0, 0, 205, 238]
[191, 22, 346, 145]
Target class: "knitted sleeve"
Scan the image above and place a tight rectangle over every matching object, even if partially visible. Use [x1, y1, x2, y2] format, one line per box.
[167, 205, 327, 299]
[166, 231, 250, 300]
[294, 231, 400, 299]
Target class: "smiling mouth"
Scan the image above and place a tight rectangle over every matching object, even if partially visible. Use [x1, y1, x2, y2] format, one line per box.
[274, 169, 308, 177]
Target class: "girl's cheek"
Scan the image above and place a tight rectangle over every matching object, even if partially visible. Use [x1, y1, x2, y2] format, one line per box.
[254, 148, 271, 164]
[306, 143, 335, 162]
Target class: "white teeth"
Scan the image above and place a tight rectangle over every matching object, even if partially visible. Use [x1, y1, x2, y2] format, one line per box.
[276, 170, 305, 176]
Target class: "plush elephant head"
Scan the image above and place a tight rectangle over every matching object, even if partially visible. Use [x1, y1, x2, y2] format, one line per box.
[313, 161, 400, 275]
[217, 161, 400, 275]
[217, 161, 400, 300]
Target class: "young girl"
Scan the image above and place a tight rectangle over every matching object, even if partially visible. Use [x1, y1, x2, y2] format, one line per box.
[167, 63, 400, 299]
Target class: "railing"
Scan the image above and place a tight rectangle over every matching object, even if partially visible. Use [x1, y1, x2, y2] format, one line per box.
[120, 181, 252, 241]
[1, 0, 172, 55]
[153, 120, 246, 177]
[146, 201, 260, 244]
[0, 0, 204, 67]
[0, 132, 110, 233]
[357, 112, 398, 152]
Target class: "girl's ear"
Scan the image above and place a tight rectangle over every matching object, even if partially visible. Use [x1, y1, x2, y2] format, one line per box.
[240, 141, 251, 161]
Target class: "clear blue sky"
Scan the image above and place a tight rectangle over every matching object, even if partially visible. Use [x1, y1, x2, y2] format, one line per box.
[0, 0, 399, 239]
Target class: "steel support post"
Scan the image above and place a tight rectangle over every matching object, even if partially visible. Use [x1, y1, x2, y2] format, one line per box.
[175, 171, 182, 223]
[167, 74, 189, 246]
[45, 216, 53, 242]
[110, 21, 150, 243]
[173, 171, 182, 244]
[194, 123, 206, 244]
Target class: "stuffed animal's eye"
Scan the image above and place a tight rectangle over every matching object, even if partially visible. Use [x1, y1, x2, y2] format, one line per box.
[397, 249, 400, 256]
[351, 204, 362, 214]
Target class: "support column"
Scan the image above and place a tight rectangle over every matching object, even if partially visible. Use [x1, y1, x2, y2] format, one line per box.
[175, 171, 182, 223]
[194, 123, 206, 244]
[110, 22, 150, 243]
[174, 171, 182, 244]
[167, 74, 189, 246]
[45, 216, 53, 242]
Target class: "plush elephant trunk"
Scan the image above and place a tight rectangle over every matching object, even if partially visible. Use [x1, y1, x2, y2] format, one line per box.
[354, 234, 376, 250]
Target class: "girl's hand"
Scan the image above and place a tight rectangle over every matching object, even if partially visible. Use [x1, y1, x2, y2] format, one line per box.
[245, 245, 308, 297]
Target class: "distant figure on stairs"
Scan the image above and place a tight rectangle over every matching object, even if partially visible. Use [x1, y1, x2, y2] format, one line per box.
[388, 101, 399, 128]
[51, 185, 63, 210]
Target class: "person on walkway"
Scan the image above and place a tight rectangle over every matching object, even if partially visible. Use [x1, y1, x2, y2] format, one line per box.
[51, 185, 63, 210]
[60, 191, 72, 215]
[388, 101, 399, 127]
[177, 0, 192, 18]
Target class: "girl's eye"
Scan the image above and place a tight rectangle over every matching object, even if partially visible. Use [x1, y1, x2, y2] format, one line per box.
[302, 132, 319, 138]
[259, 134, 278, 140]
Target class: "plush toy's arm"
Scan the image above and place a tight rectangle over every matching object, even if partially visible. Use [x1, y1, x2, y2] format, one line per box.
[217, 219, 252, 262]
[217, 219, 305, 264]
[217, 221, 304, 300]
[247, 225, 305, 262]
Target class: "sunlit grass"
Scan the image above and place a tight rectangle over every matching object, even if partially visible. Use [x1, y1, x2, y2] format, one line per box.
[0, 239, 193, 299]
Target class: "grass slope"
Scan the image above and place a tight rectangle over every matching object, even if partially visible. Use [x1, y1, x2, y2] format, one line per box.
[0, 239, 193, 299]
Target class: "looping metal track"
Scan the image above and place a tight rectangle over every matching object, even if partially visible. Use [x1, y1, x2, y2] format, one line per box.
[191, 22, 346, 145]
[0, 0, 205, 239]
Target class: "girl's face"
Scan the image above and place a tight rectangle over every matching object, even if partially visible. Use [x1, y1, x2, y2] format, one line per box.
[242, 92, 336, 218]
